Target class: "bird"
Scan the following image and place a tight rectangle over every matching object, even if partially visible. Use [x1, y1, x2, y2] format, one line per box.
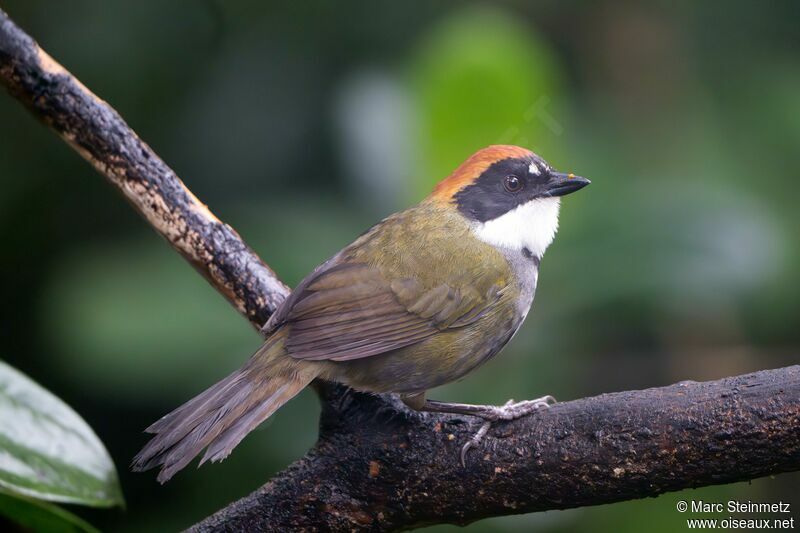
[132, 145, 590, 482]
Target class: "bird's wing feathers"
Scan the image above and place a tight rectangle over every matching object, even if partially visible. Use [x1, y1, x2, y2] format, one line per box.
[273, 261, 502, 362]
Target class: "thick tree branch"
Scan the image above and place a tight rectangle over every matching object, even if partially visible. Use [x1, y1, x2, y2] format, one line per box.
[190, 367, 800, 531]
[2, 8, 798, 532]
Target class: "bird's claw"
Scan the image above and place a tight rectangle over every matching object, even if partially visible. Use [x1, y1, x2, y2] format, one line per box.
[459, 395, 556, 467]
[460, 421, 492, 467]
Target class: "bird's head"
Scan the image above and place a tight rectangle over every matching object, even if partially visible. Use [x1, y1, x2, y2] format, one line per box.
[429, 145, 590, 260]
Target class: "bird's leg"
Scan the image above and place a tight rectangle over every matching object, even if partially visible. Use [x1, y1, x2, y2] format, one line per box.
[418, 396, 556, 420]
[401, 393, 556, 466]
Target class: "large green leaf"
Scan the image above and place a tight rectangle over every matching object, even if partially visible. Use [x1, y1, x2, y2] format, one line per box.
[0, 361, 123, 507]
[0, 490, 99, 533]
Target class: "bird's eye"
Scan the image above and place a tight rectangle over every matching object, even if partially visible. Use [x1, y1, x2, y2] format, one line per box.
[504, 175, 522, 193]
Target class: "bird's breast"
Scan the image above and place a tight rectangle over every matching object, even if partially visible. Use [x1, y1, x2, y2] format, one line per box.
[500, 245, 540, 324]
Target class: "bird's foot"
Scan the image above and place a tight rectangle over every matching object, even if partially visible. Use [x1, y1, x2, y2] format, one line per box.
[460, 395, 556, 466]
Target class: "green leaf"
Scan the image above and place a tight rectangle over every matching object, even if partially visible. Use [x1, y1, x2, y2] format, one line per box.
[0, 489, 99, 533]
[0, 361, 124, 507]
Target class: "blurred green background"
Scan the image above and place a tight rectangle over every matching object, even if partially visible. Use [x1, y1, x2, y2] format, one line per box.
[1, 0, 799, 530]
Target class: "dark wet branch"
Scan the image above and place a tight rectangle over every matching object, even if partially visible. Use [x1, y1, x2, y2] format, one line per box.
[192, 367, 800, 531]
[2, 8, 799, 532]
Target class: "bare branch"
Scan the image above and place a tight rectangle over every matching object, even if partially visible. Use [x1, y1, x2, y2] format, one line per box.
[2, 8, 798, 532]
[0, 8, 288, 328]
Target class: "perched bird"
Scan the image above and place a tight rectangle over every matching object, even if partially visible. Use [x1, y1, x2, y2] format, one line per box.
[132, 145, 589, 482]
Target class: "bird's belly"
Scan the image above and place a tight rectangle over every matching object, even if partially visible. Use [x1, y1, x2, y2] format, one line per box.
[336, 313, 521, 394]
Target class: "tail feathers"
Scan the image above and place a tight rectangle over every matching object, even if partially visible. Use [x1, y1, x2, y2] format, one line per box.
[132, 357, 315, 483]
[199, 381, 294, 465]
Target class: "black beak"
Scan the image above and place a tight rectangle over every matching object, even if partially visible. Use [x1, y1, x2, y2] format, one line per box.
[545, 172, 591, 197]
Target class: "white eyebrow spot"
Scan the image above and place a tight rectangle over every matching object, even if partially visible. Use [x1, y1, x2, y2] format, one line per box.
[528, 162, 541, 175]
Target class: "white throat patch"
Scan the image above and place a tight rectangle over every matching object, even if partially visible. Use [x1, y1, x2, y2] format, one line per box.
[472, 198, 561, 258]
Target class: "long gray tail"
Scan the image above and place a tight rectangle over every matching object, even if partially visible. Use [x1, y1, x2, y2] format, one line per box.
[132, 339, 316, 483]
